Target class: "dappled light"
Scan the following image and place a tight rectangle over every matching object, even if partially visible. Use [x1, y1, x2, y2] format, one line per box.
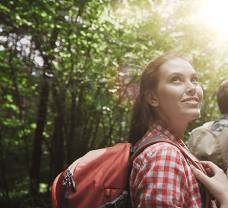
[0, 0, 227, 207]
[110, 0, 228, 46]
[195, 0, 228, 43]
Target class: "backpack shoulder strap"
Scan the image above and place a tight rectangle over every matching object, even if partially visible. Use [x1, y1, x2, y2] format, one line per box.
[131, 135, 196, 162]
[131, 135, 205, 171]
[130, 135, 169, 162]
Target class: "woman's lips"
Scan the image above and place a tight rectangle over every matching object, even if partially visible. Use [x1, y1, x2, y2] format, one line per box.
[181, 96, 199, 103]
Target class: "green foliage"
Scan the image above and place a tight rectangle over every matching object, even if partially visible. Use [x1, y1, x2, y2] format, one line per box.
[0, 0, 228, 207]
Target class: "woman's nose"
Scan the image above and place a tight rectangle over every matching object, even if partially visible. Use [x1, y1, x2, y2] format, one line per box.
[186, 81, 196, 94]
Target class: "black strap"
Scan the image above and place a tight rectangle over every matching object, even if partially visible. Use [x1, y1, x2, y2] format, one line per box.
[130, 135, 180, 163]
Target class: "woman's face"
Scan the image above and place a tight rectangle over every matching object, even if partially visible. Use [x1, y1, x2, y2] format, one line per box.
[150, 58, 203, 124]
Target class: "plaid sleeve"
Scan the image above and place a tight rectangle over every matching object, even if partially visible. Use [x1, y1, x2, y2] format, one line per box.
[130, 143, 202, 208]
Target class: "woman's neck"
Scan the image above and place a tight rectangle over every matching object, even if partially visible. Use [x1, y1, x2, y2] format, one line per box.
[156, 119, 188, 140]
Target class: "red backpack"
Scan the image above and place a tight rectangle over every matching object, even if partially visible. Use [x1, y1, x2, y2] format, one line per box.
[51, 136, 212, 208]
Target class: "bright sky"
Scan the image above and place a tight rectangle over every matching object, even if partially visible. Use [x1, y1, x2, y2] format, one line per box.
[110, 0, 228, 44]
[195, 0, 228, 42]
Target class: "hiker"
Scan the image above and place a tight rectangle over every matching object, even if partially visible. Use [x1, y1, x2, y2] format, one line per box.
[189, 79, 228, 170]
[212, 79, 228, 131]
[192, 161, 228, 208]
[214, 79, 228, 130]
[128, 52, 216, 207]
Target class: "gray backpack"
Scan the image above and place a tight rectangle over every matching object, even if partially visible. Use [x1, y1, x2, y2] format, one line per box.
[189, 118, 228, 170]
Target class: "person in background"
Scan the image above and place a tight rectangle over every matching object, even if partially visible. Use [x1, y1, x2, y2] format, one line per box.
[212, 79, 228, 131]
[128, 52, 216, 207]
[189, 79, 228, 170]
[192, 161, 228, 208]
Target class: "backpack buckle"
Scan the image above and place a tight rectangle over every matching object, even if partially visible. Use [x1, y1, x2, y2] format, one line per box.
[63, 169, 77, 196]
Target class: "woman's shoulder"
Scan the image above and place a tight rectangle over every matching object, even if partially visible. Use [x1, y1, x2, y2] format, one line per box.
[149, 141, 181, 154]
[135, 140, 183, 162]
[132, 141, 189, 173]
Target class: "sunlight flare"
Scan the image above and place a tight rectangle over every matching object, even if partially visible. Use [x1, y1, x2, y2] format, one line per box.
[197, 0, 228, 41]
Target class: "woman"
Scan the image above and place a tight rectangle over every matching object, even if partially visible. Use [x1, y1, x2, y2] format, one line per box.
[192, 161, 228, 208]
[129, 52, 216, 207]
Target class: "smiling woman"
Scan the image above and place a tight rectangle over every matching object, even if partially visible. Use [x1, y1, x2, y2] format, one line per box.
[128, 52, 216, 208]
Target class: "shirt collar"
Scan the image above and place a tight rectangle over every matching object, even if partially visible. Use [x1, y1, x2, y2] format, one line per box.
[147, 123, 179, 142]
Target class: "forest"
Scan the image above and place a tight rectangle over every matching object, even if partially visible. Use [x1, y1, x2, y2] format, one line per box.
[0, 0, 227, 207]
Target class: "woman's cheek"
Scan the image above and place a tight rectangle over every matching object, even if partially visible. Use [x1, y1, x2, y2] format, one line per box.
[197, 85, 204, 102]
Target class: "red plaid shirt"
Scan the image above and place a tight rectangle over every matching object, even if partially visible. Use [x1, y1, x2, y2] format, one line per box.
[130, 124, 203, 208]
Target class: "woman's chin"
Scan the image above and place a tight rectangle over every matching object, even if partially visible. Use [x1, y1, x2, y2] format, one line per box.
[183, 109, 201, 122]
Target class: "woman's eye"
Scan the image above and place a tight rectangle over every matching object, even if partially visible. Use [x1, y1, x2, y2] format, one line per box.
[171, 77, 181, 83]
[191, 77, 198, 83]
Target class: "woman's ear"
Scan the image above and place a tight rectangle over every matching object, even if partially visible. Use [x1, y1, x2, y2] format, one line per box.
[147, 92, 159, 107]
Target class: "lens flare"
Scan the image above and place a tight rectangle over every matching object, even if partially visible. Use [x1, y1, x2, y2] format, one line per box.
[197, 0, 228, 41]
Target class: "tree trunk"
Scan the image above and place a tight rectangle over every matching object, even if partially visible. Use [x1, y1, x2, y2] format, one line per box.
[49, 87, 65, 184]
[0, 128, 10, 205]
[66, 91, 78, 164]
[30, 78, 49, 195]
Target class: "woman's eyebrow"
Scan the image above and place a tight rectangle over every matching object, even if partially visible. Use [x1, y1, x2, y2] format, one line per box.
[192, 72, 198, 77]
[167, 72, 183, 77]
[168, 72, 198, 77]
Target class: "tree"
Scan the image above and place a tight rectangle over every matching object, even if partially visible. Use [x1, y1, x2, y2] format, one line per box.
[0, 0, 227, 207]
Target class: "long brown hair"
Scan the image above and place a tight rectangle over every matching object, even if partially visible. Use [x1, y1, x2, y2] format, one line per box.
[128, 52, 191, 145]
